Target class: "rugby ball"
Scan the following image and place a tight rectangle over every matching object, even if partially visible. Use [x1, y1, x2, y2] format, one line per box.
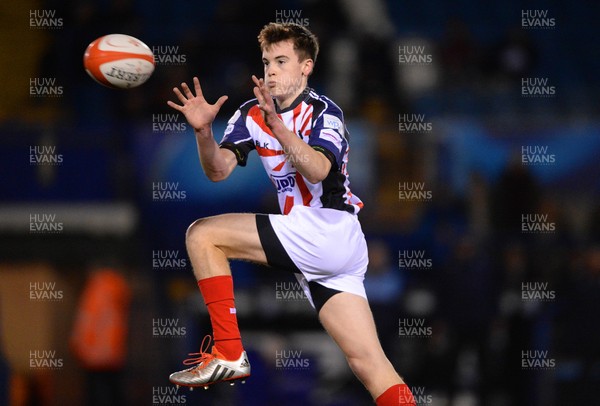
[84, 34, 155, 89]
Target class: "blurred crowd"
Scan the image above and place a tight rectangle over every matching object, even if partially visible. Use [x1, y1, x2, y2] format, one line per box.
[12, 0, 597, 124]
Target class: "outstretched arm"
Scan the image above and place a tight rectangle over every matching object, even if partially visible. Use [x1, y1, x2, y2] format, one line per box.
[252, 75, 331, 184]
[168, 77, 237, 182]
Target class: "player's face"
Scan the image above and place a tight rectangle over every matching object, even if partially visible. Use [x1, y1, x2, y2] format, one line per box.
[262, 40, 312, 105]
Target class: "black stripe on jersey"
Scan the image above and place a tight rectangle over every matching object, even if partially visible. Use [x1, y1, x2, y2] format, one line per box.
[310, 96, 327, 128]
[307, 92, 355, 213]
[320, 171, 355, 214]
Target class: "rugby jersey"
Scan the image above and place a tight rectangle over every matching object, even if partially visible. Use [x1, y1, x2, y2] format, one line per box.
[219, 88, 363, 215]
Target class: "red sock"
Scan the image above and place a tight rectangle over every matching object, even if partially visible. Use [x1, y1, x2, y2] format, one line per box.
[197, 275, 243, 360]
[376, 384, 415, 406]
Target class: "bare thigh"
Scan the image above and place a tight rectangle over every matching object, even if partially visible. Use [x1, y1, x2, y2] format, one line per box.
[187, 213, 268, 264]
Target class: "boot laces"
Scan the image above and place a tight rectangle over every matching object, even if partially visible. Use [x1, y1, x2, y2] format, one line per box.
[182, 335, 215, 370]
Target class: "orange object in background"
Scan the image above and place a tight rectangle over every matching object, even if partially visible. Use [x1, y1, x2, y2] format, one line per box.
[70, 268, 131, 371]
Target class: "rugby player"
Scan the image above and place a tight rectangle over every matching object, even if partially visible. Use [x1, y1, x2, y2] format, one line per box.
[167, 22, 415, 406]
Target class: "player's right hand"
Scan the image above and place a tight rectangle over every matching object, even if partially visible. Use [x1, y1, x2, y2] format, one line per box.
[167, 77, 228, 135]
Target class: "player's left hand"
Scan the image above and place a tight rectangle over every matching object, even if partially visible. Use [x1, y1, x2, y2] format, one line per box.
[252, 75, 278, 127]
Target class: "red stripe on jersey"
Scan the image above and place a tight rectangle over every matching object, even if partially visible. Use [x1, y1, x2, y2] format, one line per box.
[346, 190, 364, 210]
[291, 103, 302, 134]
[273, 161, 286, 172]
[248, 105, 274, 137]
[256, 145, 284, 157]
[299, 110, 312, 134]
[283, 195, 294, 215]
[300, 103, 312, 122]
[295, 173, 313, 206]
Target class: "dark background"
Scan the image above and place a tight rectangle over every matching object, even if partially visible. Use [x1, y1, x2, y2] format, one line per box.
[1, 0, 599, 405]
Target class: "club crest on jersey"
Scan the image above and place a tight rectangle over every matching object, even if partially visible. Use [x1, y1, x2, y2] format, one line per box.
[271, 172, 296, 193]
[224, 110, 241, 136]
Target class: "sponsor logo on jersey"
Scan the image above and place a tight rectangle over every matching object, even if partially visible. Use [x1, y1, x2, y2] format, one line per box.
[323, 114, 343, 131]
[271, 172, 296, 193]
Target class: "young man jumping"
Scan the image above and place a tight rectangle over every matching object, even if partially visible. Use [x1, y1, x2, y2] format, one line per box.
[167, 22, 415, 406]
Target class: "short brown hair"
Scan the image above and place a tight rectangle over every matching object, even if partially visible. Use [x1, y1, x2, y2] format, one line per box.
[258, 22, 319, 64]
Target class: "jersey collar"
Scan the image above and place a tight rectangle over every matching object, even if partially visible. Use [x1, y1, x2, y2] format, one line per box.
[274, 87, 312, 114]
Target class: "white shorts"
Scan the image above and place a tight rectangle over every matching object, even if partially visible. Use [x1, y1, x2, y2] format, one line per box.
[257, 205, 368, 309]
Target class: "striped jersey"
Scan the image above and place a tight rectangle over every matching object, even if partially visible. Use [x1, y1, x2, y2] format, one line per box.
[219, 88, 363, 215]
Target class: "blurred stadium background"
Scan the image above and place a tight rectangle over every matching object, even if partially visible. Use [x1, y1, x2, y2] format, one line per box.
[1, 0, 599, 405]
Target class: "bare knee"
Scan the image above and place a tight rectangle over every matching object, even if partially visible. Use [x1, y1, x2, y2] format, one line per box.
[347, 355, 369, 381]
[186, 218, 215, 251]
[346, 349, 384, 384]
[347, 351, 401, 398]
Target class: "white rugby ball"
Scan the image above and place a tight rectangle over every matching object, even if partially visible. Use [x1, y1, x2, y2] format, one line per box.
[84, 34, 155, 89]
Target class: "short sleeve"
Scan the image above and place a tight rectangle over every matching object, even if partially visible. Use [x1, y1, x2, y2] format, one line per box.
[219, 108, 255, 167]
[308, 105, 348, 171]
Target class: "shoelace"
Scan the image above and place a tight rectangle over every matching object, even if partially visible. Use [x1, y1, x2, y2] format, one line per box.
[182, 335, 215, 369]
